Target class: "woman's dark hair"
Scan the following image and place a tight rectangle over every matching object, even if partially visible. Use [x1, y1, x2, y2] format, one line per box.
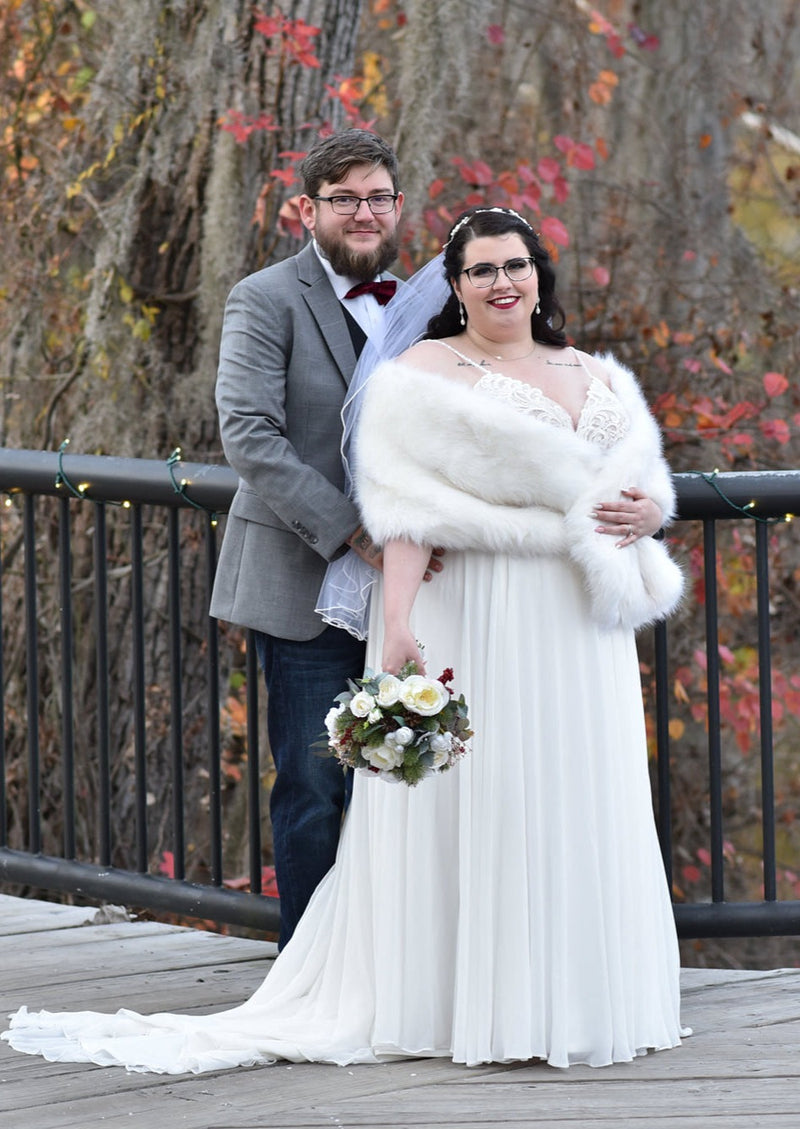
[425, 206, 567, 347]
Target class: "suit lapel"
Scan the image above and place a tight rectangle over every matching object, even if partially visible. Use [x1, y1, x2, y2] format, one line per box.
[296, 244, 359, 386]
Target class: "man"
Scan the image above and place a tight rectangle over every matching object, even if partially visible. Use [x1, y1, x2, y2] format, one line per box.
[210, 130, 406, 948]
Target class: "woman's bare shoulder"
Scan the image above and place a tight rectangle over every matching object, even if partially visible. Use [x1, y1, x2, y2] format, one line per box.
[395, 339, 448, 368]
[394, 339, 475, 385]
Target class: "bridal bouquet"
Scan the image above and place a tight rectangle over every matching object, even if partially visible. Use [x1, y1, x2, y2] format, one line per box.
[322, 662, 472, 786]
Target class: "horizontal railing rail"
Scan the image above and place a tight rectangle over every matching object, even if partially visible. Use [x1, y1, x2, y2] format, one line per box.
[1, 447, 799, 939]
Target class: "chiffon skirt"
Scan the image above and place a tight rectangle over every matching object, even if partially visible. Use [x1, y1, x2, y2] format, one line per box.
[3, 550, 686, 1072]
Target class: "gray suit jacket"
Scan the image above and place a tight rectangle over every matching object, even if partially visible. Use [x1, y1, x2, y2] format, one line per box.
[211, 242, 386, 640]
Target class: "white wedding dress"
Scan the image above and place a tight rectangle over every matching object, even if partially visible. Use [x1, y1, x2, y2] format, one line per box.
[2, 371, 687, 1073]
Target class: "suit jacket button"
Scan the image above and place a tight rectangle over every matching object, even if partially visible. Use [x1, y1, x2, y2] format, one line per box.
[309, 535, 318, 544]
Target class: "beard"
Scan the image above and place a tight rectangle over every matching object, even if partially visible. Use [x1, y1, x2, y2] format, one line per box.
[316, 228, 399, 281]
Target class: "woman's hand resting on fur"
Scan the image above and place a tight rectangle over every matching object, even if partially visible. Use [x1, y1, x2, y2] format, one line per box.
[591, 487, 663, 548]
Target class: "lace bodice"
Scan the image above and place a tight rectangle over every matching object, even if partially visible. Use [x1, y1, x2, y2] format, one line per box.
[475, 372, 630, 449]
[431, 340, 630, 450]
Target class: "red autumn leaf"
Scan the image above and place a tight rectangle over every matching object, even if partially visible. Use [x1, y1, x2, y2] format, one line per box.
[760, 418, 791, 444]
[519, 188, 542, 214]
[254, 13, 283, 37]
[261, 865, 279, 898]
[682, 864, 702, 884]
[270, 167, 296, 186]
[497, 169, 519, 194]
[552, 176, 570, 204]
[595, 136, 609, 161]
[571, 143, 596, 170]
[428, 177, 446, 200]
[159, 851, 175, 878]
[763, 371, 788, 397]
[277, 195, 304, 239]
[452, 157, 495, 186]
[697, 847, 712, 867]
[592, 266, 610, 286]
[540, 215, 570, 247]
[487, 23, 505, 45]
[537, 156, 561, 183]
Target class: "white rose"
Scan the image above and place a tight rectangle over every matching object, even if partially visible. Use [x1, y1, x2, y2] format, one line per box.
[430, 731, 453, 768]
[366, 743, 404, 771]
[391, 726, 415, 747]
[367, 707, 382, 724]
[376, 674, 402, 707]
[399, 675, 449, 717]
[324, 704, 345, 738]
[349, 690, 376, 718]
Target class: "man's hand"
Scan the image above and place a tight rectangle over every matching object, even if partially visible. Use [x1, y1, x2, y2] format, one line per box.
[346, 525, 384, 570]
[347, 528, 445, 580]
[423, 547, 445, 582]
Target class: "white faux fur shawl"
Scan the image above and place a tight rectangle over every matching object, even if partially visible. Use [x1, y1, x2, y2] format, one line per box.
[354, 352, 683, 631]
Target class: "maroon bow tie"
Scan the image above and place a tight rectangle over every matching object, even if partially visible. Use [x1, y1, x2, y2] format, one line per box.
[344, 279, 397, 306]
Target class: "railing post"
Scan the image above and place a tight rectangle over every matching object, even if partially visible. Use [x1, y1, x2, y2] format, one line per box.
[168, 507, 185, 880]
[702, 518, 725, 903]
[58, 496, 76, 860]
[246, 630, 263, 896]
[654, 619, 673, 892]
[23, 494, 41, 854]
[755, 522, 777, 901]
[205, 514, 223, 887]
[94, 501, 112, 866]
[130, 503, 148, 873]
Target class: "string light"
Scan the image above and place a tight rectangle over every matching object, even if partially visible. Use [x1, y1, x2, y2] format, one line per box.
[55, 439, 92, 501]
[53, 439, 218, 525]
[696, 470, 791, 526]
[166, 447, 219, 526]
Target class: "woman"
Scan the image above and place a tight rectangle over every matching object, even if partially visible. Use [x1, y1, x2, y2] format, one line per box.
[2, 207, 687, 1072]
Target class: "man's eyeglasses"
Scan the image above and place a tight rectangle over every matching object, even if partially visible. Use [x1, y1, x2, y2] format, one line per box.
[461, 257, 536, 288]
[313, 194, 399, 215]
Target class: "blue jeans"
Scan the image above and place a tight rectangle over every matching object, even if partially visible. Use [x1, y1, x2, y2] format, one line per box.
[254, 626, 365, 948]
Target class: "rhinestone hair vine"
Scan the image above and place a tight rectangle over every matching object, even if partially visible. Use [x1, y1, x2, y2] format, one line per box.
[443, 207, 535, 248]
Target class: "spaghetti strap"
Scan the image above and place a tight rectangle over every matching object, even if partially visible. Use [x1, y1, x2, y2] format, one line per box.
[430, 339, 493, 375]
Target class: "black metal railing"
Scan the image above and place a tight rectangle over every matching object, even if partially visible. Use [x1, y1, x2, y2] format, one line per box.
[1, 448, 799, 939]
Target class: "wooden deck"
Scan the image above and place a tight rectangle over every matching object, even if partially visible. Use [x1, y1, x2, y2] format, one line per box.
[2, 895, 800, 1129]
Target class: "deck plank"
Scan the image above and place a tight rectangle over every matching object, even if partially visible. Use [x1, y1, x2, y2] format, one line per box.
[1, 895, 799, 1129]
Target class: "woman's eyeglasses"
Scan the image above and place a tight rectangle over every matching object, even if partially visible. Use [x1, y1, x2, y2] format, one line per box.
[461, 257, 536, 287]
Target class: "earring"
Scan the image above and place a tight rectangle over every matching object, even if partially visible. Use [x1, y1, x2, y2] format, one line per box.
[534, 300, 541, 315]
[459, 301, 466, 327]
